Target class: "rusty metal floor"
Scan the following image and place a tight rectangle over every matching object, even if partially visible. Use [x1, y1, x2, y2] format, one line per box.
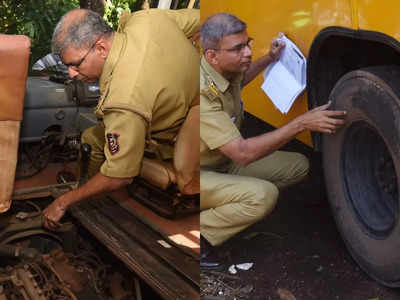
[69, 195, 200, 300]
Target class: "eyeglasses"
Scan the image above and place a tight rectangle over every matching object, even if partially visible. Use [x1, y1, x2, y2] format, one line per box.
[214, 38, 254, 54]
[63, 34, 104, 70]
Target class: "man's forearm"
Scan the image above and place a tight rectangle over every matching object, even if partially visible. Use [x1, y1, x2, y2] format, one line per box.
[234, 102, 346, 165]
[242, 54, 274, 86]
[242, 119, 303, 164]
[58, 172, 133, 209]
[221, 117, 304, 166]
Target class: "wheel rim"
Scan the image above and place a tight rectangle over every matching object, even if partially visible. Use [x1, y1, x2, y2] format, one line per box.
[342, 121, 398, 238]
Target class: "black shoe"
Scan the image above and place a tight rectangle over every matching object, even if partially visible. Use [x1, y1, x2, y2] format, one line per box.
[200, 235, 224, 271]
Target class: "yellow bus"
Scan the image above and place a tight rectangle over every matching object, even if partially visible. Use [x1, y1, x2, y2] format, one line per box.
[202, 0, 400, 288]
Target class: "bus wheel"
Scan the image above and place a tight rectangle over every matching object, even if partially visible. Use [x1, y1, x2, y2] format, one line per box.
[322, 66, 400, 287]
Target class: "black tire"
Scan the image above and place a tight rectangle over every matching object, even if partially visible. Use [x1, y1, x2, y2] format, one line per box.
[323, 66, 400, 287]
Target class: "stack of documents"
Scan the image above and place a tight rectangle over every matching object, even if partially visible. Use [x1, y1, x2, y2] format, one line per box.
[261, 35, 307, 114]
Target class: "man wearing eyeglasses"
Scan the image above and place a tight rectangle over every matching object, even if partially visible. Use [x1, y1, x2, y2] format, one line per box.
[200, 13, 346, 269]
[42, 8, 200, 228]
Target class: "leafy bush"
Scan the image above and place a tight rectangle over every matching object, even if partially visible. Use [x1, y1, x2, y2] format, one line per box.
[104, 0, 145, 30]
[0, 0, 79, 66]
[104, 0, 131, 30]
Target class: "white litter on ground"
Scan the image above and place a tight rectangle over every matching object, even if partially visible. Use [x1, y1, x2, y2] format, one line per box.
[228, 265, 237, 274]
[236, 263, 254, 270]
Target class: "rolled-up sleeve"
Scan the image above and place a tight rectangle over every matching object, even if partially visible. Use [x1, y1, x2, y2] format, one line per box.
[200, 95, 241, 150]
[100, 109, 147, 178]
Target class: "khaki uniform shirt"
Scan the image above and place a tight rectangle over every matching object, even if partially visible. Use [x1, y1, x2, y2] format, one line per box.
[200, 56, 244, 172]
[95, 9, 200, 178]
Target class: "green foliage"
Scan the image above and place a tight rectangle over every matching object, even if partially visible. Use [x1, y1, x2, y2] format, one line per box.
[0, 1, 24, 34]
[104, 0, 146, 30]
[0, 0, 79, 65]
[104, 0, 131, 30]
[177, 0, 189, 9]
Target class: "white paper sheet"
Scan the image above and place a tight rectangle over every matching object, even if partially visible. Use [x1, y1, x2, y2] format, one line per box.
[261, 35, 307, 114]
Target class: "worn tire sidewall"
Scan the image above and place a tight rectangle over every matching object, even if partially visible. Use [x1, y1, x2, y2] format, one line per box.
[323, 69, 400, 286]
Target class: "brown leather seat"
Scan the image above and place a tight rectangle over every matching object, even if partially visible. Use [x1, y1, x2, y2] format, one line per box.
[139, 104, 200, 195]
[0, 35, 30, 212]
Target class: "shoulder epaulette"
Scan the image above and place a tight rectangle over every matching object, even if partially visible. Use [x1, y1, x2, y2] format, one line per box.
[201, 77, 221, 101]
[201, 88, 218, 101]
[117, 11, 130, 33]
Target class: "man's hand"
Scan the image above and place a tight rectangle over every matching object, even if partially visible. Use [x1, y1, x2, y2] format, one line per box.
[42, 197, 68, 230]
[268, 33, 285, 61]
[41, 173, 133, 230]
[296, 102, 347, 134]
[242, 33, 286, 86]
[190, 31, 200, 48]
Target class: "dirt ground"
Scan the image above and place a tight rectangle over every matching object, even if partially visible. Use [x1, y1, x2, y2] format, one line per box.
[201, 154, 400, 300]
[200, 114, 400, 300]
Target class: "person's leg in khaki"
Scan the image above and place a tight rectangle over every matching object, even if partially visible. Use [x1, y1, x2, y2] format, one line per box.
[80, 124, 106, 179]
[201, 170, 279, 246]
[229, 150, 309, 189]
[200, 151, 309, 269]
[200, 170, 279, 269]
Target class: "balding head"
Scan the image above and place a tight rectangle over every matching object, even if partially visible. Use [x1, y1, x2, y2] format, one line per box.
[200, 13, 246, 53]
[52, 9, 113, 55]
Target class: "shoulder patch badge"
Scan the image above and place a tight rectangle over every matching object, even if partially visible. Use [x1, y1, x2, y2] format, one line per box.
[106, 133, 120, 155]
[201, 86, 219, 101]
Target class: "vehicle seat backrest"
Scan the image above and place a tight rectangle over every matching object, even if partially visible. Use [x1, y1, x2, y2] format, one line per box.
[173, 104, 200, 195]
[0, 34, 30, 213]
[0, 34, 30, 121]
[139, 103, 199, 195]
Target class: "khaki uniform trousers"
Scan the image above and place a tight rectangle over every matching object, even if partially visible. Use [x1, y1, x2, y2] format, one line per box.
[200, 151, 309, 246]
[81, 124, 107, 179]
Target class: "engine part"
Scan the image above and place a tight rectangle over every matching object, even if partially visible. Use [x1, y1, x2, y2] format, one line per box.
[79, 143, 91, 186]
[42, 249, 86, 294]
[0, 245, 39, 261]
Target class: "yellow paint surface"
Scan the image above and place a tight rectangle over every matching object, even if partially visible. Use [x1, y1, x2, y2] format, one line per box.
[201, 0, 355, 146]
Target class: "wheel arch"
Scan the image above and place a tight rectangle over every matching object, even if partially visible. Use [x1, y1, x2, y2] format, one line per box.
[307, 26, 400, 150]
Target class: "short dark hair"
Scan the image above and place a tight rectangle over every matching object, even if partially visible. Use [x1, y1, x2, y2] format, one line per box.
[200, 13, 247, 53]
[52, 9, 113, 55]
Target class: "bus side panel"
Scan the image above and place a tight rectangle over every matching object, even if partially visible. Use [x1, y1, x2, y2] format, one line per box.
[357, 1, 400, 40]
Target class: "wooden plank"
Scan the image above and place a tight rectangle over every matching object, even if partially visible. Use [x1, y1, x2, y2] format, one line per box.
[95, 196, 199, 286]
[12, 182, 75, 200]
[70, 197, 199, 300]
[112, 188, 200, 256]
[14, 162, 77, 191]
